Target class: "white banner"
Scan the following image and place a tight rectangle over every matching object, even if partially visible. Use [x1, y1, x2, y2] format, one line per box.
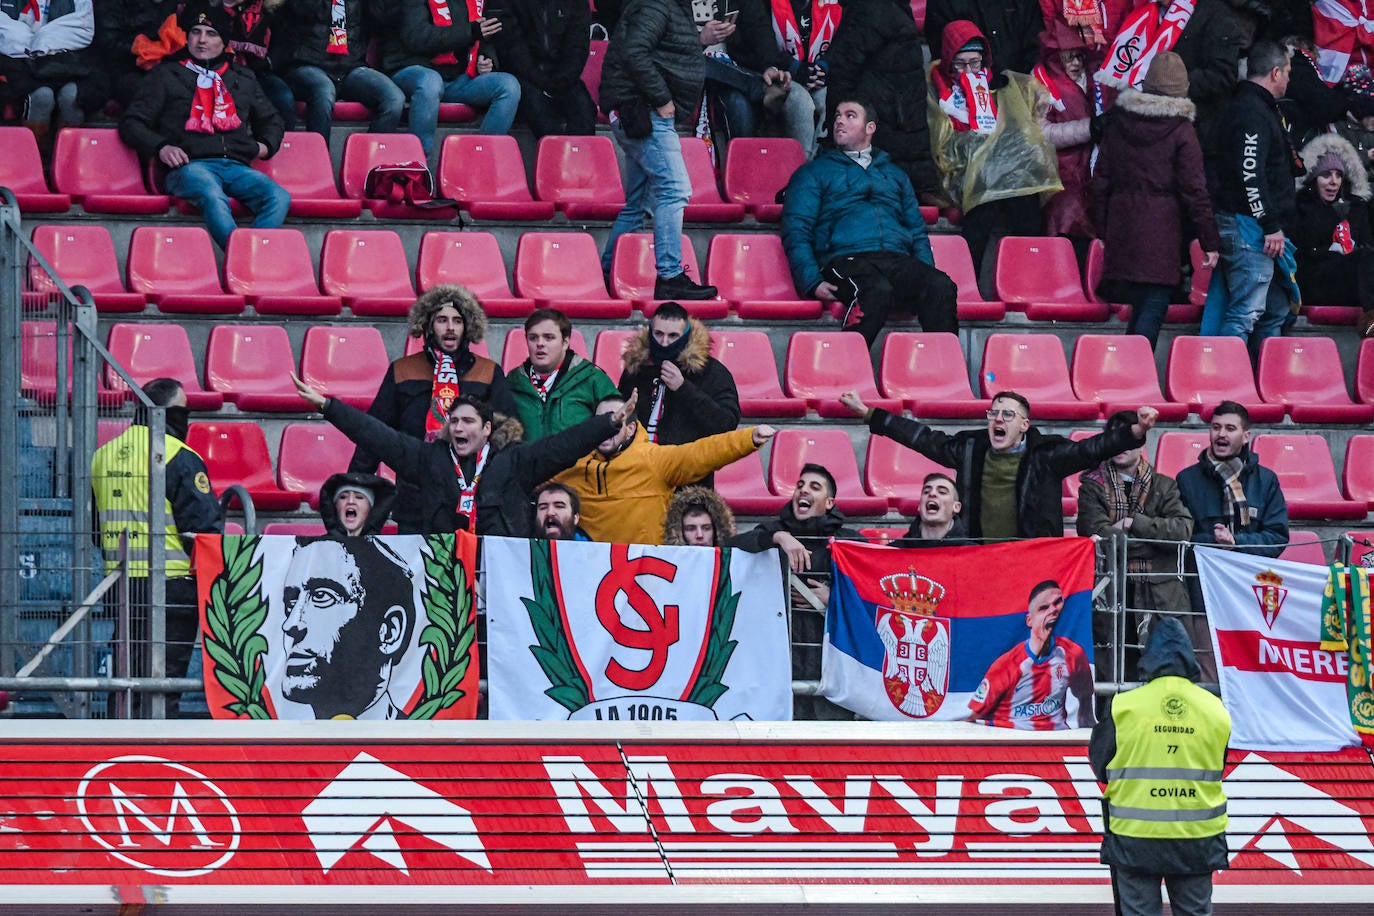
[484, 537, 792, 721]
[1198, 547, 1358, 751]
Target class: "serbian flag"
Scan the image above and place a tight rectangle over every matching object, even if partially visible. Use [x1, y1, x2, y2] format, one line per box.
[822, 538, 1096, 727]
[1198, 547, 1358, 751]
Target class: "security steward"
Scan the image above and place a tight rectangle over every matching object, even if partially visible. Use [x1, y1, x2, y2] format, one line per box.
[1090, 615, 1231, 916]
[91, 378, 222, 717]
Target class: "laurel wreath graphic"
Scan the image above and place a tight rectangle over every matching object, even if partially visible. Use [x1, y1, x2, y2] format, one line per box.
[409, 533, 476, 720]
[686, 548, 740, 707]
[524, 538, 592, 712]
[203, 535, 271, 719]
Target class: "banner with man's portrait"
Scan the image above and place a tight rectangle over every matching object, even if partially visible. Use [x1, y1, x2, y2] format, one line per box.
[194, 532, 480, 720]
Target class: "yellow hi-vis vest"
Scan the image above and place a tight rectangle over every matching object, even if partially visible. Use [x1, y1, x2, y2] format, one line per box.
[91, 426, 201, 578]
[1104, 675, 1231, 840]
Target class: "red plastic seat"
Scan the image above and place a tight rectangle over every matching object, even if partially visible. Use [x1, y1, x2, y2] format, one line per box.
[126, 226, 246, 314]
[1257, 336, 1374, 424]
[767, 428, 889, 516]
[609, 232, 725, 318]
[262, 521, 328, 536]
[416, 231, 534, 317]
[319, 229, 416, 317]
[501, 327, 589, 373]
[253, 131, 363, 218]
[105, 323, 223, 410]
[994, 236, 1109, 322]
[714, 330, 806, 417]
[277, 423, 357, 509]
[860, 526, 908, 545]
[438, 134, 556, 221]
[1153, 431, 1210, 478]
[299, 325, 390, 411]
[1343, 436, 1374, 509]
[785, 331, 901, 418]
[534, 135, 625, 220]
[722, 137, 804, 222]
[513, 231, 630, 318]
[1252, 434, 1366, 520]
[186, 422, 304, 511]
[50, 128, 170, 214]
[1164, 336, 1284, 422]
[0, 126, 70, 212]
[224, 228, 342, 316]
[1091, 239, 1202, 324]
[1359, 339, 1374, 405]
[714, 450, 779, 515]
[1059, 430, 1097, 517]
[581, 39, 609, 123]
[204, 324, 303, 412]
[340, 132, 455, 219]
[1280, 530, 1329, 565]
[879, 331, 988, 418]
[680, 137, 746, 222]
[28, 225, 146, 313]
[1070, 334, 1188, 421]
[706, 233, 821, 319]
[21, 320, 126, 407]
[979, 333, 1100, 420]
[98, 419, 128, 448]
[437, 103, 479, 123]
[864, 434, 956, 515]
[928, 234, 1006, 321]
[592, 329, 634, 380]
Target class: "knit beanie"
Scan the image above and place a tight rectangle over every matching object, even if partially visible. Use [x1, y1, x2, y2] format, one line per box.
[336, 485, 376, 507]
[179, 1, 233, 38]
[1142, 51, 1189, 98]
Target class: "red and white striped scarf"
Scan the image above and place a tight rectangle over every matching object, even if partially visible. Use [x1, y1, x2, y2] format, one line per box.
[1313, 0, 1374, 84]
[426, 347, 462, 441]
[931, 66, 998, 133]
[182, 60, 241, 133]
[770, 0, 842, 63]
[327, 0, 348, 54]
[1061, 0, 1109, 46]
[452, 442, 489, 526]
[1095, 0, 1194, 90]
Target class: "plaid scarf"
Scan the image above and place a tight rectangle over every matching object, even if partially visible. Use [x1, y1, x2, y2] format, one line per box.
[182, 60, 241, 134]
[1103, 456, 1153, 572]
[1207, 451, 1249, 533]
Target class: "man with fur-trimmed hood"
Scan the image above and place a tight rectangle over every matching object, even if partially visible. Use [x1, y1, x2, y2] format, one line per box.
[348, 285, 515, 533]
[319, 472, 396, 538]
[663, 485, 736, 547]
[1293, 132, 1374, 338]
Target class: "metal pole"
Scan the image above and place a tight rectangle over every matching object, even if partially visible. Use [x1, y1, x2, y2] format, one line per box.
[0, 190, 23, 681]
[147, 404, 168, 719]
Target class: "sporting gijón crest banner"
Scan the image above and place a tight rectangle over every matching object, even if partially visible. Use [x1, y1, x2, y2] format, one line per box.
[483, 538, 792, 721]
[823, 538, 1096, 725]
[193, 533, 480, 720]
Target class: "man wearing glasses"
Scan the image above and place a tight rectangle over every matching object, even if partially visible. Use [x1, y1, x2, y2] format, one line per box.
[840, 390, 1158, 541]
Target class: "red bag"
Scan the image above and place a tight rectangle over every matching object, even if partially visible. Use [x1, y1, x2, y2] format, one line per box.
[362, 162, 456, 209]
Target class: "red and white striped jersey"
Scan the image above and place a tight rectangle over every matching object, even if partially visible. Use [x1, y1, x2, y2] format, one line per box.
[967, 637, 1093, 730]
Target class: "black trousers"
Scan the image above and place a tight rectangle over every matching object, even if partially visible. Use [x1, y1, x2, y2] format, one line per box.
[823, 251, 960, 346]
[106, 575, 201, 719]
[516, 79, 598, 139]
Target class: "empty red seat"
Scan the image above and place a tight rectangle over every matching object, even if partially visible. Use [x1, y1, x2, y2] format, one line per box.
[715, 450, 779, 515]
[864, 434, 956, 515]
[1344, 436, 1374, 509]
[0, 126, 70, 212]
[1280, 530, 1329, 565]
[1256, 336, 1374, 424]
[723, 137, 804, 222]
[609, 232, 725, 318]
[416, 231, 534, 317]
[28, 225, 146, 313]
[319, 229, 416, 317]
[1153, 431, 1210, 478]
[680, 137, 746, 222]
[126, 226, 245, 314]
[299, 325, 390, 410]
[706, 233, 821, 319]
[979, 333, 1100, 420]
[714, 330, 806, 417]
[105, 323, 223, 410]
[340, 133, 454, 219]
[277, 423, 357, 508]
[1164, 336, 1284, 422]
[50, 128, 170, 214]
[501, 327, 589, 373]
[767, 428, 889, 516]
[860, 526, 908, 545]
[928, 234, 1005, 321]
[204, 324, 303, 412]
[262, 521, 328, 536]
[879, 332, 988, 419]
[592, 329, 634, 380]
[224, 228, 342, 316]
[785, 331, 901, 418]
[1252, 434, 1366, 520]
[1359, 339, 1374, 405]
[1090, 239, 1202, 324]
[438, 134, 556, 220]
[534, 135, 625, 220]
[186, 422, 304, 511]
[253, 131, 363, 218]
[21, 320, 125, 407]
[1070, 334, 1188, 421]
[513, 231, 630, 318]
[994, 236, 1109, 322]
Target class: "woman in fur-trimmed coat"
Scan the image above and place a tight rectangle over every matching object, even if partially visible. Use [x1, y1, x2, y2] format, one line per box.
[1293, 133, 1374, 338]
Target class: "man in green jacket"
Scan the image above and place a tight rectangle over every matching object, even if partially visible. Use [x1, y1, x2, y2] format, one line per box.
[508, 308, 618, 441]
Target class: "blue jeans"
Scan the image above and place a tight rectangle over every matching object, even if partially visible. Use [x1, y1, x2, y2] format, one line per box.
[601, 112, 690, 278]
[284, 65, 406, 138]
[1215, 211, 1289, 359]
[165, 158, 291, 249]
[391, 65, 521, 156]
[258, 72, 297, 131]
[1122, 281, 1172, 350]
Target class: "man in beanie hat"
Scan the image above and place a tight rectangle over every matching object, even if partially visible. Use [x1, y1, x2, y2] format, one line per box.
[119, 1, 289, 249]
[319, 472, 395, 538]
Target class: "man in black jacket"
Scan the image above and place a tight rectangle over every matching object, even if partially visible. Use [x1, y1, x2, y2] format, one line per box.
[118, 4, 289, 249]
[892, 472, 971, 547]
[495, 0, 596, 137]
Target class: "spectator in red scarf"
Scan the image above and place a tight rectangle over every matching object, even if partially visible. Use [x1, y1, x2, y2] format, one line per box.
[1036, 0, 1137, 48]
[219, 0, 296, 129]
[1034, 19, 1104, 250]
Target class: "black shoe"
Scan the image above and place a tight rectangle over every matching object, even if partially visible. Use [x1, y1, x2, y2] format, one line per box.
[654, 271, 718, 301]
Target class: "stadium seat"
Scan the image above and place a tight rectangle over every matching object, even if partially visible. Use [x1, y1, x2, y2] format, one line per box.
[1090, 239, 1202, 324]
[104, 323, 223, 410]
[27, 225, 146, 313]
[680, 137, 746, 222]
[416, 231, 534, 317]
[1256, 337, 1374, 424]
[1152, 431, 1210, 478]
[437, 134, 556, 221]
[408, 334, 490, 360]
[928, 234, 1006, 321]
[21, 320, 125, 407]
[299, 325, 389, 411]
[714, 330, 806, 417]
[1343, 436, 1374, 509]
[785, 332, 901, 418]
[0, 126, 70, 212]
[592, 329, 635, 380]
[1359, 339, 1374, 405]
[706, 233, 821, 319]
[767, 428, 889, 516]
[262, 522, 327, 536]
[1070, 334, 1188, 421]
[879, 332, 988, 418]
[864, 434, 956, 515]
[319, 229, 416, 317]
[994, 236, 1109, 322]
[224, 228, 342, 316]
[910, 0, 926, 29]
[185, 422, 305, 511]
[125, 226, 246, 314]
[534, 135, 625, 220]
[277, 423, 357, 509]
[581, 39, 609, 123]
[1059, 430, 1096, 517]
[501, 327, 589, 373]
[1251, 434, 1367, 520]
[609, 233, 725, 318]
[1280, 530, 1329, 565]
[1164, 336, 1284, 422]
[979, 334, 1100, 420]
[722, 137, 804, 222]
[340, 132, 455, 219]
[252, 131, 363, 218]
[513, 232, 631, 318]
[50, 128, 170, 214]
[204, 324, 303, 412]
[714, 450, 779, 515]
[98, 419, 128, 448]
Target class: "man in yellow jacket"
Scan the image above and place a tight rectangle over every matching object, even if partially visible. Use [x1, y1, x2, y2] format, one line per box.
[555, 394, 774, 545]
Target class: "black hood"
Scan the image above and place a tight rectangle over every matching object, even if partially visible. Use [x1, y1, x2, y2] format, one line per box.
[319, 472, 397, 538]
[1138, 615, 1202, 682]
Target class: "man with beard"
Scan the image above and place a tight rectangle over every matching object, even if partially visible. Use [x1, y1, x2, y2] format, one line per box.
[893, 472, 970, 547]
[531, 483, 590, 541]
[318, 472, 395, 539]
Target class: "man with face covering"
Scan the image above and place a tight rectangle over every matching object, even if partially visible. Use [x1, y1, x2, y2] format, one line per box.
[319, 472, 395, 538]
